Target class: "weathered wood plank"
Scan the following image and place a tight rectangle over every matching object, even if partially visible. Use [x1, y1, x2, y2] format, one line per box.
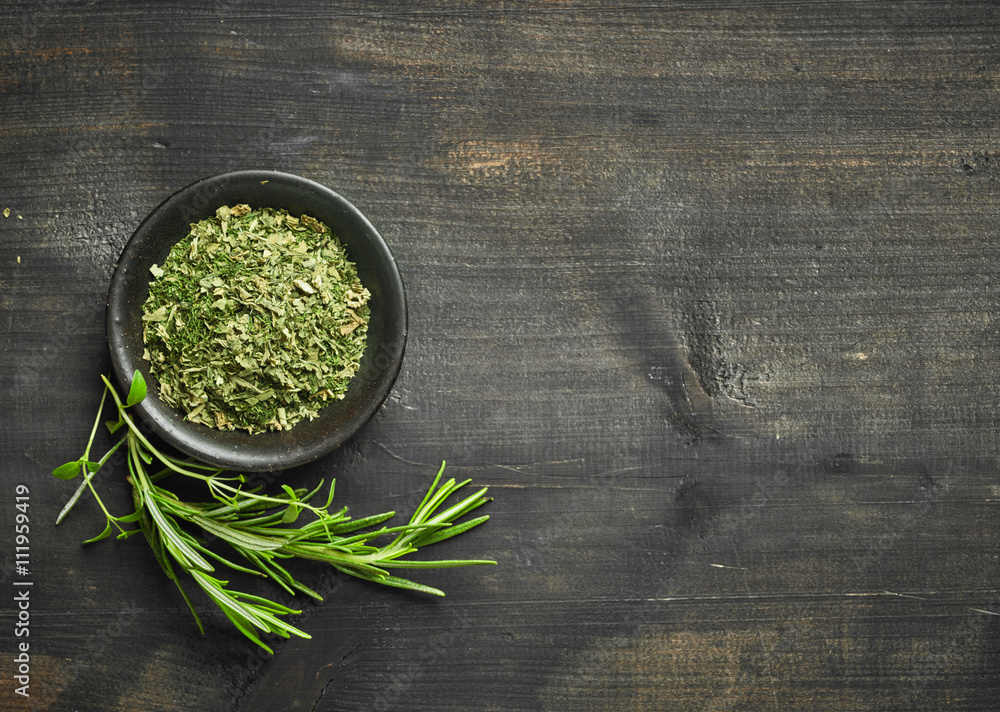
[2, 2, 998, 710]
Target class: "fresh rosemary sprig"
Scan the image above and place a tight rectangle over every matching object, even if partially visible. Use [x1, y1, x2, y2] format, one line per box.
[54, 371, 494, 653]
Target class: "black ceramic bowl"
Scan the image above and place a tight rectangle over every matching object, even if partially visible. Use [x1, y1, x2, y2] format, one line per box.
[107, 171, 406, 471]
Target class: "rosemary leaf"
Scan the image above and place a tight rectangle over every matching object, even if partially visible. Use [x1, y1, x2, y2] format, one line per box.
[53, 372, 496, 653]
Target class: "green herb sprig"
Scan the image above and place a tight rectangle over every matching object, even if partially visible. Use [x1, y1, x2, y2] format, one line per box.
[54, 372, 494, 653]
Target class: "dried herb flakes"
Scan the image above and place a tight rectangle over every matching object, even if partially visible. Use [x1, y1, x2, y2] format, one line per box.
[142, 204, 370, 433]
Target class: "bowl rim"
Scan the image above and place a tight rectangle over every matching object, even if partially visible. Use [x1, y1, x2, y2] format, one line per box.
[106, 170, 406, 472]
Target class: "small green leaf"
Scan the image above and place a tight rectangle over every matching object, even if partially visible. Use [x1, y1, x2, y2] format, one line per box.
[106, 415, 125, 434]
[126, 370, 147, 407]
[117, 510, 144, 524]
[83, 521, 113, 544]
[52, 461, 82, 480]
[85, 460, 102, 473]
[280, 503, 301, 524]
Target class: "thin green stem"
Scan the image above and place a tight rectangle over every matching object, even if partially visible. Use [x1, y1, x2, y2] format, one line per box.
[56, 433, 127, 525]
[57, 373, 495, 653]
[82, 382, 110, 462]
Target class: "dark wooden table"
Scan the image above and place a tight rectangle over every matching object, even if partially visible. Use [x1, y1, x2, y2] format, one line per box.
[3, 2, 999, 710]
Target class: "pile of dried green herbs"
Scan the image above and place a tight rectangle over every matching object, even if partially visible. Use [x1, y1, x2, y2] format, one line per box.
[143, 204, 370, 433]
[54, 371, 494, 653]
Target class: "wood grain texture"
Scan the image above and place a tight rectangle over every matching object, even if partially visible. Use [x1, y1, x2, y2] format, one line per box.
[2, 1, 999, 710]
